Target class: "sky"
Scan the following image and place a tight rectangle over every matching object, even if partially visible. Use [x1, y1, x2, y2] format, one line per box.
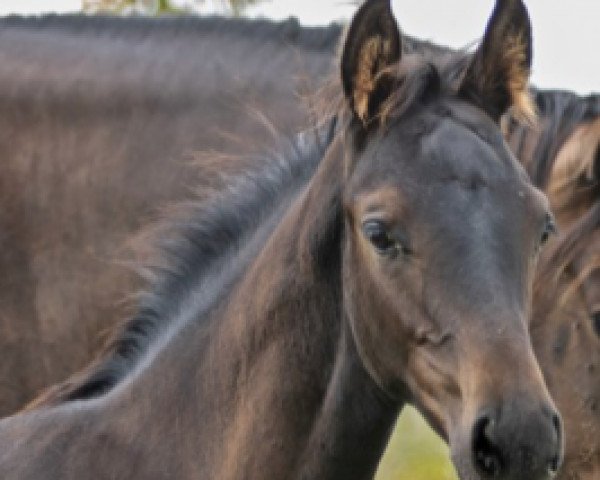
[0, 1, 597, 95]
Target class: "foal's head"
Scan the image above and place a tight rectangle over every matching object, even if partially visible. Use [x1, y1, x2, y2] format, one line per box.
[340, 1, 561, 479]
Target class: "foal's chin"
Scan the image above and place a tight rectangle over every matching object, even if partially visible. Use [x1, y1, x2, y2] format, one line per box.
[452, 457, 492, 480]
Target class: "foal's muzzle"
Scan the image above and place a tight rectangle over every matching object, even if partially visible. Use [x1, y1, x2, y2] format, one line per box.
[471, 400, 563, 480]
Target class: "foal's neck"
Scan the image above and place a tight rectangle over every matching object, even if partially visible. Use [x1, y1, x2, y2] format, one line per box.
[113, 140, 400, 479]
[227, 142, 400, 479]
[288, 326, 401, 480]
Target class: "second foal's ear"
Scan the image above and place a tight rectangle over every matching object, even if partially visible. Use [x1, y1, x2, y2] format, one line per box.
[460, 0, 535, 123]
[341, 0, 402, 126]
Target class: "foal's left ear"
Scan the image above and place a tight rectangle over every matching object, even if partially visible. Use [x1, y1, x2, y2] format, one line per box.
[341, 0, 402, 125]
[459, 0, 535, 123]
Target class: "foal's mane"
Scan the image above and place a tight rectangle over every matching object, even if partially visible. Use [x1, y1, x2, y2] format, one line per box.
[377, 38, 470, 123]
[29, 121, 337, 408]
[314, 35, 471, 131]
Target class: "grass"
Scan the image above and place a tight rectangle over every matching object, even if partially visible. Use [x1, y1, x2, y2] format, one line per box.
[375, 407, 459, 480]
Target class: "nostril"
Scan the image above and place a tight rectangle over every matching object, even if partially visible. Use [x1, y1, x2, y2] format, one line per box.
[549, 413, 563, 475]
[473, 415, 504, 478]
[548, 456, 560, 478]
[551, 413, 562, 444]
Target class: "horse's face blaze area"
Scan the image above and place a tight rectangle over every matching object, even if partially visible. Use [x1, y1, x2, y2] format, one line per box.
[340, 1, 563, 479]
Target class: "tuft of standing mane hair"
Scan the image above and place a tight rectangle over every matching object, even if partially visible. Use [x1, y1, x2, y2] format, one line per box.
[315, 35, 470, 128]
[373, 50, 465, 125]
[27, 120, 338, 409]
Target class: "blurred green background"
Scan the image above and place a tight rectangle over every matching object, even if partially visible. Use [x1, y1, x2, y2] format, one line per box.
[376, 408, 458, 480]
[82, 2, 460, 479]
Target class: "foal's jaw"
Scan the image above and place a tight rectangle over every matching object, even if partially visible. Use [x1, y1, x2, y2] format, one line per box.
[340, 0, 563, 479]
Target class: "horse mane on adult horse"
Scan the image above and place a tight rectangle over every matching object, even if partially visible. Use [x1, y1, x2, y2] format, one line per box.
[505, 88, 600, 189]
[0, 1, 562, 479]
[505, 89, 600, 480]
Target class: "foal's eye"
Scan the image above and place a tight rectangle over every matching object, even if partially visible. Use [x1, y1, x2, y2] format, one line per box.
[363, 221, 395, 253]
[362, 221, 409, 256]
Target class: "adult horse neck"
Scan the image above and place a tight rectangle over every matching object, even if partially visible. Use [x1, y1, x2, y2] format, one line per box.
[0, 1, 562, 479]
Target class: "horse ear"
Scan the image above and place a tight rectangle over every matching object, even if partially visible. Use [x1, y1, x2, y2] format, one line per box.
[459, 0, 535, 123]
[341, 0, 402, 125]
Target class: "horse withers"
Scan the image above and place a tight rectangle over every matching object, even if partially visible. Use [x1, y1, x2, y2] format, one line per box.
[0, 1, 562, 479]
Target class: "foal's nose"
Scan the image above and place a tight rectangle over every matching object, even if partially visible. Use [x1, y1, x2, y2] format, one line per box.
[472, 401, 563, 479]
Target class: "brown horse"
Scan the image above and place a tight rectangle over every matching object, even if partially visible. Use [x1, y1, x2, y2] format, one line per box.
[506, 90, 600, 480]
[0, 1, 562, 479]
[0, 13, 338, 414]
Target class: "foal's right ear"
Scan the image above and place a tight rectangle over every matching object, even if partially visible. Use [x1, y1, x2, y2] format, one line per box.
[459, 0, 534, 123]
[341, 0, 402, 126]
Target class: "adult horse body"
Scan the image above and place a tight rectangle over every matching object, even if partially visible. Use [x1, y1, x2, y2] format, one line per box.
[0, 13, 338, 414]
[505, 90, 600, 480]
[0, 1, 562, 479]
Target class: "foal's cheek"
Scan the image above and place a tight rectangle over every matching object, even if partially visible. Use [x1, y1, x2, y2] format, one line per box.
[343, 252, 407, 388]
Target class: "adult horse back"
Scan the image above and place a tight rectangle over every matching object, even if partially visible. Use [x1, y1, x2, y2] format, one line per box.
[0, 14, 339, 414]
[0, 1, 562, 479]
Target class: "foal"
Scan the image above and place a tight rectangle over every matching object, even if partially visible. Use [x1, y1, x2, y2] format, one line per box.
[0, 1, 562, 479]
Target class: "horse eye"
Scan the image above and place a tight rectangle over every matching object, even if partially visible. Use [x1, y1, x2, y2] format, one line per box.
[362, 221, 399, 255]
[592, 312, 600, 337]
